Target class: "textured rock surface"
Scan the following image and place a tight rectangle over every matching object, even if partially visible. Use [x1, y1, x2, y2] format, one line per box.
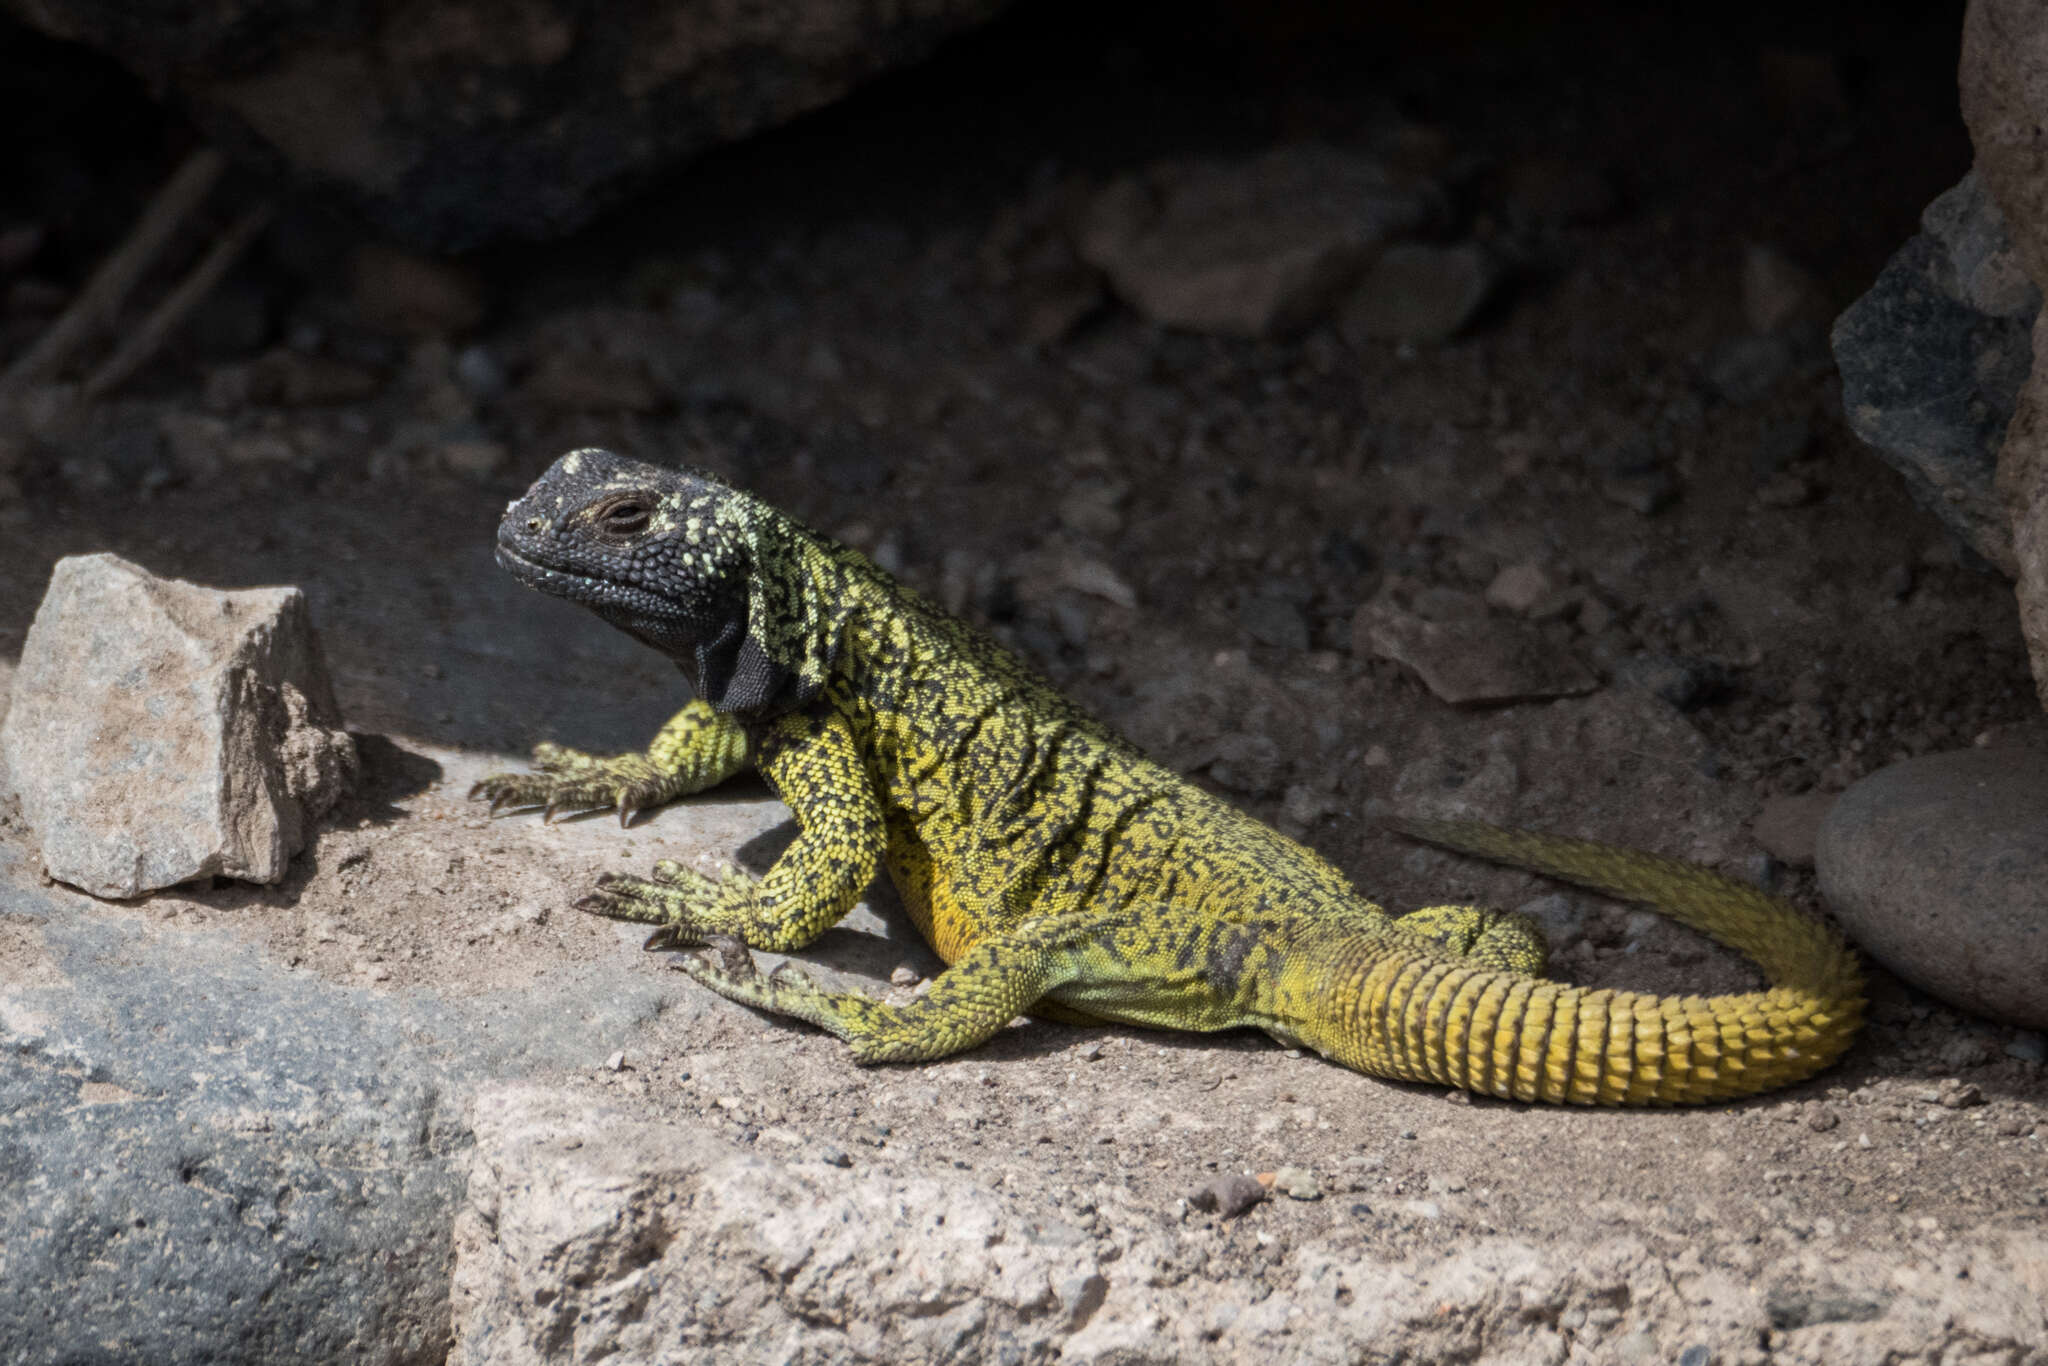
[2006, 312, 2048, 711]
[0, 0, 1012, 250]
[1076, 145, 1439, 337]
[0, 748, 909, 1366]
[1961, 1, 2048, 709]
[1831, 177, 2035, 576]
[1961, 0, 2048, 286]
[0, 553, 355, 897]
[450, 1082, 2048, 1366]
[1816, 745, 2048, 1029]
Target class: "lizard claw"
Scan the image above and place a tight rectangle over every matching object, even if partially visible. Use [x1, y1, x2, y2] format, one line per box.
[698, 933, 755, 978]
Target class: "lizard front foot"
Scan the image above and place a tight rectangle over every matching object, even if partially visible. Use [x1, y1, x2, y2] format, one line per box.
[470, 742, 691, 827]
[576, 859, 763, 946]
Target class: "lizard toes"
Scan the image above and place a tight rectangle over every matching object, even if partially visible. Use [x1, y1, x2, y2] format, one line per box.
[642, 923, 706, 952]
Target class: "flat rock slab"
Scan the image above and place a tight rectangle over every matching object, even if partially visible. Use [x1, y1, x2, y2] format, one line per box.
[1816, 745, 2048, 1028]
[0, 553, 355, 897]
[0, 751, 916, 1366]
[1355, 603, 1599, 707]
[1338, 241, 1503, 344]
[1077, 145, 1439, 337]
[450, 1082, 2048, 1365]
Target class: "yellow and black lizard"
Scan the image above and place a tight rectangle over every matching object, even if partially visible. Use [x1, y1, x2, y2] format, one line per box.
[475, 447, 1864, 1105]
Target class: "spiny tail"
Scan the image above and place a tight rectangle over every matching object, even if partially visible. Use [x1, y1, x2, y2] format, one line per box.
[1377, 816, 1864, 1105]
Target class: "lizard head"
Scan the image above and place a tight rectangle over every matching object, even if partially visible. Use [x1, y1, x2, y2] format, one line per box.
[496, 447, 829, 714]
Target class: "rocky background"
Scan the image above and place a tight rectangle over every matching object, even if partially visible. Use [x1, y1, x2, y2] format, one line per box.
[1, 1, 2045, 1363]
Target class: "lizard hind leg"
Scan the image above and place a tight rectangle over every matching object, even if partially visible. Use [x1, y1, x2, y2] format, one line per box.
[669, 918, 1091, 1064]
[1396, 904, 1548, 976]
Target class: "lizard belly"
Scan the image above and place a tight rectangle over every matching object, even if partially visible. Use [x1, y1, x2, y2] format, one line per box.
[881, 819, 983, 964]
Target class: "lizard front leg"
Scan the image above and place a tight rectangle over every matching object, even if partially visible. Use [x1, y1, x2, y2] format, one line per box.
[470, 697, 749, 825]
[578, 706, 885, 952]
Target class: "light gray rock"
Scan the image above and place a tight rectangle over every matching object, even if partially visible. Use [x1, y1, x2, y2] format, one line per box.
[0, 553, 356, 897]
[1077, 145, 1439, 337]
[1815, 747, 2048, 1028]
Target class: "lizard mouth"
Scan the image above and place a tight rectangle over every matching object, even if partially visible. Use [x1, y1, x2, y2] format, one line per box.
[494, 541, 695, 639]
[494, 541, 592, 594]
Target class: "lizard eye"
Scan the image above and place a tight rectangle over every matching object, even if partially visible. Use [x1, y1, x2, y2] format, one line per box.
[597, 497, 651, 535]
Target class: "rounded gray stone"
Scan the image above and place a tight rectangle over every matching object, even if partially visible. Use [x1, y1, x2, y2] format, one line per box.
[1815, 747, 2048, 1028]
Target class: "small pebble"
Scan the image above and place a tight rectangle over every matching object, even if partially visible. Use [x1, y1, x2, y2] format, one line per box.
[1484, 561, 1555, 614]
[1752, 790, 1837, 868]
[1936, 1079, 1985, 1110]
[889, 964, 922, 987]
[1076, 1041, 1104, 1061]
[602, 1050, 627, 1072]
[818, 1144, 852, 1168]
[1614, 1327, 1661, 1365]
[1267, 1166, 1322, 1200]
[1189, 1173, 1267, 1219]
[1805, 1108, 1839, 1132]
[1517, 893, 1585, 950]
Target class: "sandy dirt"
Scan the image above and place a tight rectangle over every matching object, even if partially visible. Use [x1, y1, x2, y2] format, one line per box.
[2, 2, 2043, 1358]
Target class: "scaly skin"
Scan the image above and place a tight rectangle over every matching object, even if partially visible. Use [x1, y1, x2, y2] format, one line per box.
[475, 448, 1865, 1105]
